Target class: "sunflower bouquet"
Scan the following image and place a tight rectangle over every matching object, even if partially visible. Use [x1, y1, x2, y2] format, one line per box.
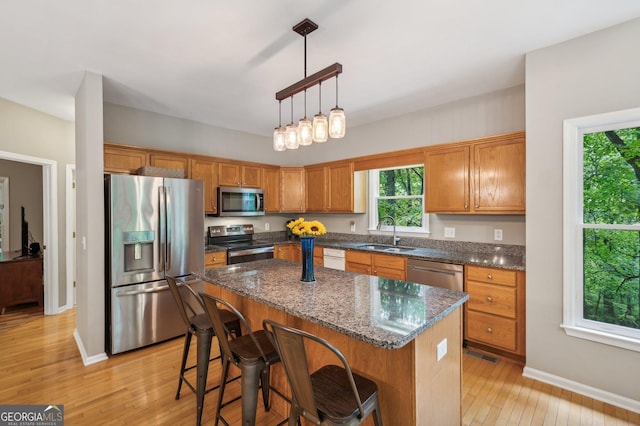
[287, 217, 327, 238]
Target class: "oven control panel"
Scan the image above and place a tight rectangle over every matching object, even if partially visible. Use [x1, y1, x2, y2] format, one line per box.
[208, 224, 254, 237]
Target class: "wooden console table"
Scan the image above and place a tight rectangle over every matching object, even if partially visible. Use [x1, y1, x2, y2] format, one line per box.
[0, 251, 43, 314]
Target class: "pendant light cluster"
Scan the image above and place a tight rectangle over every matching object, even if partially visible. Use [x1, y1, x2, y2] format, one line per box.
[273, 18, 346, 152]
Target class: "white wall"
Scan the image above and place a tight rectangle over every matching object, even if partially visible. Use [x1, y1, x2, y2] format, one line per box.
[74, 71, 106, 363]
[0, 97, 74, 308]
[526, 17, 640, 404]
[105, 86, 526, 245]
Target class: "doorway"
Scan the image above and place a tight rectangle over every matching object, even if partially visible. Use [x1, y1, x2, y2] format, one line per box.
[0, 150, 59, 314]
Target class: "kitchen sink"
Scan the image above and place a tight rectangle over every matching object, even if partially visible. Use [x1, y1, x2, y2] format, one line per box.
[356, 244, 416, 253]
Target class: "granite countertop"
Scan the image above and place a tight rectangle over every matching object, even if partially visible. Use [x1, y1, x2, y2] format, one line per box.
[194, 259, 468, 349]
[254, 238, 526, 271]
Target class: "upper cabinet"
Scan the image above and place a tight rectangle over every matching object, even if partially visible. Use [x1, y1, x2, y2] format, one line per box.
[261, 166, 281, 213]
[190, 158, 218, 214]
[218, 161, 261, 188]
[425, 132, 525, 214]
[149, 152, 190, 177]
[304, 162, 365, 213]
[104, 144, 148, 174]
[280, 167, 305, 213]
[305, 166, 327, 212]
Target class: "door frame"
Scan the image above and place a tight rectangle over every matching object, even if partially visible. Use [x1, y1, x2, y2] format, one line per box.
[65, 164, 76, 309]
[0, 150, 58, 314]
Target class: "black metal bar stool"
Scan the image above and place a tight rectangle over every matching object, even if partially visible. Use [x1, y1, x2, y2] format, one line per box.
[263, 319, 383, 426]
[166, 276, 242, 426]
[199, 292, 286, 426]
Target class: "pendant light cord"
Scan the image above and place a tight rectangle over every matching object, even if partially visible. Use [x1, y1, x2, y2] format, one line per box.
[335, 75, 339, 107]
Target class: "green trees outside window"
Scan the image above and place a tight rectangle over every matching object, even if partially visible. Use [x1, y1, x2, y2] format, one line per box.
[582, 128, 640, 330]
[377, 166, 424, 228]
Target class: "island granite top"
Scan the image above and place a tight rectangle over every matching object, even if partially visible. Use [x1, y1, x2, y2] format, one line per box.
[194, 259, 468, 349]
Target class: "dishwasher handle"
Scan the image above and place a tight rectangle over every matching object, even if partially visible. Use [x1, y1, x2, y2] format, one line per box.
[409, 265, 460, 276]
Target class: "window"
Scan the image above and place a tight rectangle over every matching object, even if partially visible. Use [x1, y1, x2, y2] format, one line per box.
[368, 165, 429, 234]
[563, 108, 640, 352]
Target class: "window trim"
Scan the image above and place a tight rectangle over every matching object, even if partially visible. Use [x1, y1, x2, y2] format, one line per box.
[562, 107, 640, 353]
[368, 164, 430, 234]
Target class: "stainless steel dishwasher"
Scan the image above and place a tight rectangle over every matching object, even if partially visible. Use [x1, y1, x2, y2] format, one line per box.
[406, 258, 463, 291]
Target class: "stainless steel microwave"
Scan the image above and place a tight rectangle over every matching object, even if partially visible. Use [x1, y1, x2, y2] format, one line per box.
[216, 186, 265, 216]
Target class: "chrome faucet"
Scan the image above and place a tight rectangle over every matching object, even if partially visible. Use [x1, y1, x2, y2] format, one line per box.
[377, 216, 400, 246]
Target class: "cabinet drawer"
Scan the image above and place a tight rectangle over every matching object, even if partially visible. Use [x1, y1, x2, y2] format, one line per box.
[205, 251, 227, 268]
[374, 266, 405, 280]
[372, 254, 406, 271]
[346, 262, 371, 275]
[346, 250, 371, 265]
[466, 311, 517, 351]
[467, 281, 516, 318]
[466, 266, 516, 287]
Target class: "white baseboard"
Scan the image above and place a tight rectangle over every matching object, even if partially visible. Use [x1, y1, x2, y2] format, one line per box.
[73, 328, 108, 366]
[523, 366, 640, 414]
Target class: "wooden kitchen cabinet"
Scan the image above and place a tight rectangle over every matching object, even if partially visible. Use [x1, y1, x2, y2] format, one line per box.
[149, 152, 190, 177]
[205, 251, 227, 268]
[425, 132, 525, 214]
[274, 243, 301, 262]
[464, 265, 526, 360]
[304, 162, 365, 213]
[305, 166, 327, 212]
[104, 144, 149, 174]
[218, 162, 261, 188]
[345, 250, 406, 280]
[190, 158, 218, 214]
[261, 166, 281, 213]
[314, 246, 324, 266]
[280, 167, 305, 212]
[425, 145, 470, 213]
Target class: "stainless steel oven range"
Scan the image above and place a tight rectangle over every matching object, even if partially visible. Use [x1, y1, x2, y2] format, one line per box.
[207, 224, 274, 264]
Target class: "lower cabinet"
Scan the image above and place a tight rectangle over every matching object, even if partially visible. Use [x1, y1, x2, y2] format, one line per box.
[205, 251, 227, 269]
[345, 251, 406, 280]
[274, 243, 301, 262]
[314, 246, 324, 266]
[464, 265, 526, 360]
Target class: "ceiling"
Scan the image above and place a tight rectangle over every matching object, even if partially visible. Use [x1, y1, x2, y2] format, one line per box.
[2, 1, 640, 138]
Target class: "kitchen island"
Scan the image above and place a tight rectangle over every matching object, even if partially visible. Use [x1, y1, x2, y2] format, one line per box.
[195, 258, 468, 425]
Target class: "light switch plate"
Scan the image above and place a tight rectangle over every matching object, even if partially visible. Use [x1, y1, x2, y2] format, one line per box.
[494, 228, 503, 241]
[264, 223, 270, 231]
[437, 338, 447, 361]
[444, 227, 455, 238]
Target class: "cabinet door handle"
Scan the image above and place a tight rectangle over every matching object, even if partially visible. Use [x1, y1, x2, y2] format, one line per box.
[487, 274, 493, 280]
[475, 204, 479, 208]
[487, 296, 493, 302]
[487, 327, 493, 333]
[464, 204, 468, 209]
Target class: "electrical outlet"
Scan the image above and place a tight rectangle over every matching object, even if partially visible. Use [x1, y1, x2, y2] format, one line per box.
[494, 229, 503, 241]
[444, 227, 455, 238]
[437, 338, 447, 361]
[350, 221, 356, 232]
[264, 223, 270, 231]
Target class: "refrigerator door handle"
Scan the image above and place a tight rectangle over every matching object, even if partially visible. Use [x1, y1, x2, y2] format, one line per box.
[165, 186, 171, 270]
[116, 285, 170, 296]
[158, 186, 166, 272]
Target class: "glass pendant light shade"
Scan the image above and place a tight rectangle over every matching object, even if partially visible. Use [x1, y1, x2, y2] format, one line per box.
[273, 126, 286, 151]
[312, 113, 328, 142]
[298, 118, 313, 146]
[329, 107, 346, 138]
[285, 123, 300, 149]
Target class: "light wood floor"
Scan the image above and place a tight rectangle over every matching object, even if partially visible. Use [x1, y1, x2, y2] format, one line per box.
[1, 308, 638, 425]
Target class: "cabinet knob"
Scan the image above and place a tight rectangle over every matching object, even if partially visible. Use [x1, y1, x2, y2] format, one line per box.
[487, 274, 493, 280]
[487, 296, 493, 302]
[464, 204, 468, 209]
[475, 204, 479, 208]
[487, 327, 493, 334]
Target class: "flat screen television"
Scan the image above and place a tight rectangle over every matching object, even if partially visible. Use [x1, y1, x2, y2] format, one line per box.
[21, 206, 28, 257]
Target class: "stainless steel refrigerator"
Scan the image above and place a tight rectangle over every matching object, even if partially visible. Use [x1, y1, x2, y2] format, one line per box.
[105, 174, 204, 354]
